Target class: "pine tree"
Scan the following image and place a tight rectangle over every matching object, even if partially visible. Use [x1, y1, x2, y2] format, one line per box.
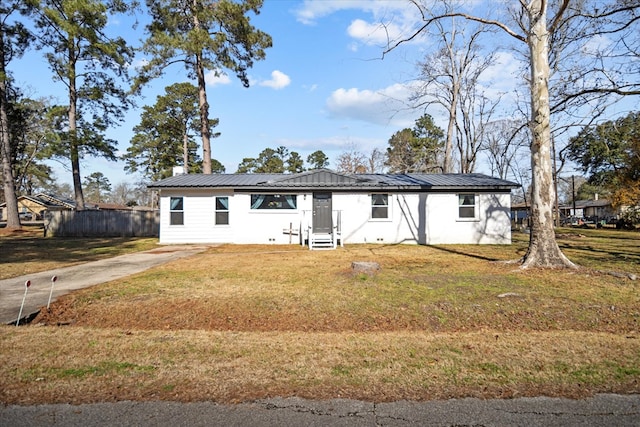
[137, 0, 272, 174]
[31, 0, 135, 210]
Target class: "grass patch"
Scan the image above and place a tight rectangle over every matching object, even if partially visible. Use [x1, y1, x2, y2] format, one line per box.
[0, 228, 639, 404]
[0, 227, 158, 279]
[2, 329, 638, 404]
[44, 361, 156, 379]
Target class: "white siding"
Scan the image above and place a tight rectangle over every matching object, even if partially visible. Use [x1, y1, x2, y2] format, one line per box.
[159, 190, 233, 244]
[233, 194, 306, 244]
[334, 193, 424, 244]
[158, 190, 512, 245]
[424, 193, 512, 244]
[159, 190, 307, 245]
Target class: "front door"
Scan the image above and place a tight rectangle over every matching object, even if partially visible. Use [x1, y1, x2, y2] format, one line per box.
[312, 192, 332, 233]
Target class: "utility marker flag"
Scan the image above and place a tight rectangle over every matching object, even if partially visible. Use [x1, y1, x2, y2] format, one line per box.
[16, 280, 31, 326]
[47, 276, 58, 310]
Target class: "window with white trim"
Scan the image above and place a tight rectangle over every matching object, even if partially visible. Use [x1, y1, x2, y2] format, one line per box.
[215, 197, 229, 225]
[170, 197, 184, 225]
[371, 194, 389, 219]
[250, 194, 297, 210]
[458, 193, 477, 219]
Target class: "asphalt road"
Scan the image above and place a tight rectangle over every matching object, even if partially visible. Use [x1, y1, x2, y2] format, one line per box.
[0, 245, 207, 325]
[2, 394, 639, 426]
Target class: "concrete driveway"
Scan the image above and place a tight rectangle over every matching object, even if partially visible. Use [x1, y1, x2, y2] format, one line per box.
[0, 245, 208, 325]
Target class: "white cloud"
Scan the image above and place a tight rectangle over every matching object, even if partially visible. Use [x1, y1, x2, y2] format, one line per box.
[325, 83, 416, 127]
[259, 70, 291, 90]
[294, 0, 374, 25]
[129, 58, 149, 70]
[481, 51, 523, 88]
[205, 70, 231, 87]
[295, 0, 416, 24]
[581, 34, 613, 56]
[347, 18, 404, 47]
[295, 1, 425, 52]
[302, 83, 319, 92]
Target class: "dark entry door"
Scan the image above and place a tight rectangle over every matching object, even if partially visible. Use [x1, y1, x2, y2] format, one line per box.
[312, 192, 332, 233]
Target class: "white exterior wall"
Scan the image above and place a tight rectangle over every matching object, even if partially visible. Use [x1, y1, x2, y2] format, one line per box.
[233, 193, 310, 244]
[158, 190, 512, 245]
[333, 192, 511, 245]
[158, 190, 229, 244]
[422, 193, 512, 244]
[333, 193, 423, 244]
[158, 190, 307, 245]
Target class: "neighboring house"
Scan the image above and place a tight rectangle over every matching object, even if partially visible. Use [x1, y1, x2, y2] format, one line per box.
[560, 198, 623, 221]
[576, 199, 616, 219]
[148, 169, 519, 249]
[510, 202, 530, 226]
[0, 194, 139, 222]
[0, 193, 74, 221]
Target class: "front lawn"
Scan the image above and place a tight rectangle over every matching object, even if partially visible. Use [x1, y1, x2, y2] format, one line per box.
[1, 228, 638, 404]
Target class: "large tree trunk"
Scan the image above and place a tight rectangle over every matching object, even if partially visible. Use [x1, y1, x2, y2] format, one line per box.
[521, 0, 575, 269]
[195, 54, 212, 174]
[443, 18, 459, 174]
[68, 44, 85, 210]
[193, 1, 212, 175]
[0, 29, 21, 230]
[444, 89, 457, 173]
[183, 129, 189, 174]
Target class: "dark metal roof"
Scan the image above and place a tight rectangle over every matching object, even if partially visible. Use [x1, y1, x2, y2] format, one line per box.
[148, 173, 283, 188]
[575, 199, 611, 208]
[148, 169, 520, 191]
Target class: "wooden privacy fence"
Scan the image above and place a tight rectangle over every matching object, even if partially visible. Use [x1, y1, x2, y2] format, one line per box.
[44, 210, 159, 237]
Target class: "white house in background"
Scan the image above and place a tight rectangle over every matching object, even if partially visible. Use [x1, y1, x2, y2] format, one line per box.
[148, 169, 519, 249]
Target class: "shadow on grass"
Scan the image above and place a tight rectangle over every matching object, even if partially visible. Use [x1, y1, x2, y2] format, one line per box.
[558, 243, 640, 266]
[426, 245, 504, 262]
[0, 229, 156, 267]
[374, 241, 514, 262]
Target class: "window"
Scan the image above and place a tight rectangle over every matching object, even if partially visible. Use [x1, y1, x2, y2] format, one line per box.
[371, 194, 389, 219]
[170, 197, 184, 225]
[458, 194, 477, 219]
[250, 194, 297, 210]
[215, 197, 229, 225]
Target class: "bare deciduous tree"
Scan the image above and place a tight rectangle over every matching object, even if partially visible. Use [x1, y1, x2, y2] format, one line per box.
[482, 119, 529, 180]
[412, 13, 497, 173]
[456, 84, 500, 173]
[387, 0, 639, 269]
[335, 145, 368, 174]
[366, 148, 386, 173]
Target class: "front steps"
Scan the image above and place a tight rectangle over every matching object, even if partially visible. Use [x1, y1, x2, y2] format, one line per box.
[309, 233, 335, 250]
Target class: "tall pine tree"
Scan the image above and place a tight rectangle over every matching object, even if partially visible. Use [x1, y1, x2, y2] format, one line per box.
[137, 0, 272, 174]
[124, 82, 223, 181]
[1, 1, 32, 229]
[31, 0, 135, 210]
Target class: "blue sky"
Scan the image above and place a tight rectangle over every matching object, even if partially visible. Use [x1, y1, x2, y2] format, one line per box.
[10, 0, 456, 186]
[9, 0, 638, 187]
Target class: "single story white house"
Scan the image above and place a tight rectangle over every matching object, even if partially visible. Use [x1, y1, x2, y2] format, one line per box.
[148, 169, 519, 249]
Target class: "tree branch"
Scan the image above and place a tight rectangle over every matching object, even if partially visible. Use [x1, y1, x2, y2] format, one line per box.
[549, 0, 571, 32]
[383, 8, 525, 58]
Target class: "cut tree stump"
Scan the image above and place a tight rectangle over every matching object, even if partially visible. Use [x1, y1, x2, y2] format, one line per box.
[351, 261, 381, 276]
